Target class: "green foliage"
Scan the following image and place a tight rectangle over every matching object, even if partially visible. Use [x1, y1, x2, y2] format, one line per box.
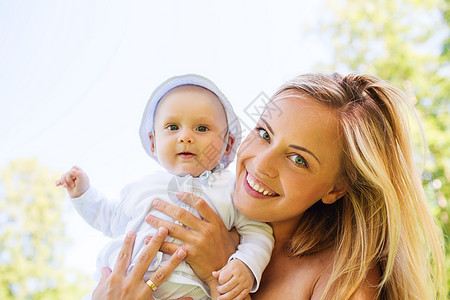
[0, 158, 92, 299]
[319, 0, 449, 294]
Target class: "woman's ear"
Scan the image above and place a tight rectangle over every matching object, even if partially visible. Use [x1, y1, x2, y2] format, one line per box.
[222, 133, 235, 158]
[148, 132, 156, 155]
[322, 178, 348, 204]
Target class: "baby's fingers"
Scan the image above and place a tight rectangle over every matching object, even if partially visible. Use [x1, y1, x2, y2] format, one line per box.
[64, 166, 84, 188]
[64, 171, 76, 188]
[70, 166, 84, 178]
[217, 266, 233, 285]
[217, 282, 250, 300]
[56, 174, 69, 188]
[216, 275, 238, 295]
[217, 287, 251, 300]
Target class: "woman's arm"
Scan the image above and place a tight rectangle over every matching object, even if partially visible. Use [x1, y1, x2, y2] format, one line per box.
[144, 192, 239, 295]
[92, 228, 188, 300]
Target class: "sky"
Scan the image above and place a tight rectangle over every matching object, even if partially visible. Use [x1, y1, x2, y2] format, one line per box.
[0, 0, 334, 277]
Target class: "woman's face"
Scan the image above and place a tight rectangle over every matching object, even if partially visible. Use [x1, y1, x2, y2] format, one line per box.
[234, 91, 346, 225]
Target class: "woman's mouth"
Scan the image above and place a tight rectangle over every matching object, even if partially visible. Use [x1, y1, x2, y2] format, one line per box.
[243, 171, 279, 198]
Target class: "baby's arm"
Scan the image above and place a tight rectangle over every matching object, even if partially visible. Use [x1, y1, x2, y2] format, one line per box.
[212, 258, 253, 300]
[56, 165, 128, 237]
[225, 211, 274, 297]
[56, 165, 90, 198]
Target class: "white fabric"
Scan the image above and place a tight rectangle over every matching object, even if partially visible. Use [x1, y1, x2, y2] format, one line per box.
[139, 74, 242, 169]
[72, 169, 274, 299]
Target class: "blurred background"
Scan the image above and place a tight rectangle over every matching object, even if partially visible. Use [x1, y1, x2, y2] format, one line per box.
[0, 0, 448, 298]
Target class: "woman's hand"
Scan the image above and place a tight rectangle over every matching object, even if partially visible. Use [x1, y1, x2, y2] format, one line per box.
[145, 192, 239, 289]
[92, 228, 188, 300]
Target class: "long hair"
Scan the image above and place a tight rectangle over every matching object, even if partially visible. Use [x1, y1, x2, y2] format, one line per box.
[274, 73, 446, 299]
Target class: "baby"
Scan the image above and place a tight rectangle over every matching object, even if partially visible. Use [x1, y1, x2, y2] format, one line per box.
[57, 74, 274, 300]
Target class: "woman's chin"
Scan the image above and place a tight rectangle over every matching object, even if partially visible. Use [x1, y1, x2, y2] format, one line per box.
[233, 190, 267, 222]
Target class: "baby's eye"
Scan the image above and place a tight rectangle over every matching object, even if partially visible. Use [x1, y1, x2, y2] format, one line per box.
[167, 124, 179, 131]
[196, 125, 208, 132]
[289, 154, 308, 168]
[257, 128, 270, 142]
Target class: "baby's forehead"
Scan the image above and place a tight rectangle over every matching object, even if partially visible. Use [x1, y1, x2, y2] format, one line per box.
[157, 85, 226, 112]
[163, 84, 220, 101]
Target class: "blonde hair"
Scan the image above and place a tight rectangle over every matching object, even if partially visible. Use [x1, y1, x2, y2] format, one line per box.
[274, 73, 446, 299]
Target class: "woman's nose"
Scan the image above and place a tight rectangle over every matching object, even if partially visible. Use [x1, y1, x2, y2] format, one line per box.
[253, 147, 278, 178]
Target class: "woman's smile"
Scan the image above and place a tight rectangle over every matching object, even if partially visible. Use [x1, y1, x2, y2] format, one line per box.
[244, 171, 279, 198]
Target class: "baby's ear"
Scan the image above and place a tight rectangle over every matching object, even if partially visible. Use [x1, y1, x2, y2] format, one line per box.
[222, 133, 235, 158]
[148, 132, 156, 155]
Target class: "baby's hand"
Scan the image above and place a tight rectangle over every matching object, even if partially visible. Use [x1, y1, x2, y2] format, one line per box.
[212, 258, 254, 300]
[56, 166, 90, 198]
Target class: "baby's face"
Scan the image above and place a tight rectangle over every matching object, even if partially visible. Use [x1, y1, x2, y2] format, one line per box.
[150, 85, 228, 177]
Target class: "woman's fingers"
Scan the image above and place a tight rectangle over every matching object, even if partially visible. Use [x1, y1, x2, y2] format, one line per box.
[91, 267, 112, 299]
[130, 227, 169, 280]
[92, 228, 186, 300]
[114, 231, 136, 275]
[147, 247, 187, 289]
[148, 195, 236, 283]
[145, 212, 195, 241]
[99, 266, 112, 283]
[176, 192, 222, 224]
[151, 199, 202, 230]
[144, 237, 180, 256]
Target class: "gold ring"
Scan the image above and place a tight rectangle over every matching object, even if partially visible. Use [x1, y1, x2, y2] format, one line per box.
[146, 279, 158, 292]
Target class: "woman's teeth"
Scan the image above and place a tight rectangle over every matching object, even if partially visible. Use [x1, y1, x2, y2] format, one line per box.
[246, 174, 276, 196]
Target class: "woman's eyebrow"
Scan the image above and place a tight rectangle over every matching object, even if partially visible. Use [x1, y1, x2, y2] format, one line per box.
[288, 144, 321, 164]
[260, 117, 321, 164]
[260, 118, 274, 135]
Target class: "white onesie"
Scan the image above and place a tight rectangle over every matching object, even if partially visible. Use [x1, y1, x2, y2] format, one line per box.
[71, 168, 274, 300]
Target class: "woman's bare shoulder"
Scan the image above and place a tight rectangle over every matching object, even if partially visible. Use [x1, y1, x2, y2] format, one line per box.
[253, 248, 335, 300]
[257, 247, 379, 299]
[311, 250, 381, 300]
[308, 248, 335, 299]
[349, 264, 381, 299]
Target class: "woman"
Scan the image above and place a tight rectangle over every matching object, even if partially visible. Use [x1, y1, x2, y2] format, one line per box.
[93, 73, 446, 299]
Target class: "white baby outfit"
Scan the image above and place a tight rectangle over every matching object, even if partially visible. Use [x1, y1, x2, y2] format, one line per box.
[72, 168, 274, 299]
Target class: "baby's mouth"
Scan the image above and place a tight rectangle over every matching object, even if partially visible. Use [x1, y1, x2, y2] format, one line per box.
[177, 152, 196, 159]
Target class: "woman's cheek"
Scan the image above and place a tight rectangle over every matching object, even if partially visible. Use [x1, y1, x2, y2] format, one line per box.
[238, 134, 260, 158]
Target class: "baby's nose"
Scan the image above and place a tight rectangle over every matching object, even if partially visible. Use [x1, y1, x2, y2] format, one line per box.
[177, 132, 193, 144]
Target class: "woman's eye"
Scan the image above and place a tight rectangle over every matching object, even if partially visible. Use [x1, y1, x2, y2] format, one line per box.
[289, 154, 308, 167]
[168, 124, 179, 131]
[196, 125, 208, 132]
[258, 128, 270, 141]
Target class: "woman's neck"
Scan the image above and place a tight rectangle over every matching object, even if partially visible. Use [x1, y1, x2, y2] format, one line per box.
[269, 216, 302, 254]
